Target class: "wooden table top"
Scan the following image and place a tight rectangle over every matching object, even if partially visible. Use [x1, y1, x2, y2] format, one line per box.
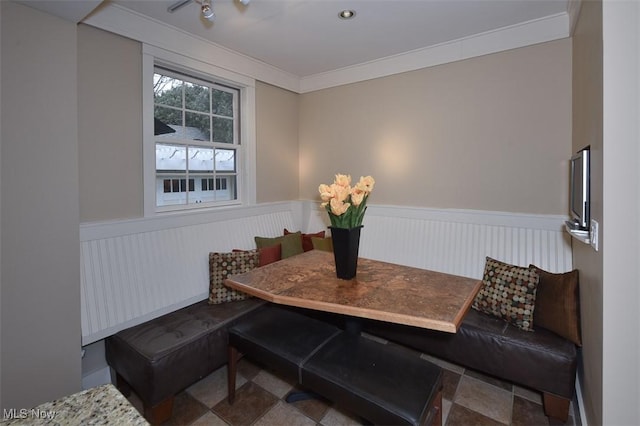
[225, 250, 482, 333]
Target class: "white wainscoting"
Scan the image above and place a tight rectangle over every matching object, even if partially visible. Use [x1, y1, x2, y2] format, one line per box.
[80, 202, 300, 345]
[80, 201, 573, 345]
[308, 202, 573, 278]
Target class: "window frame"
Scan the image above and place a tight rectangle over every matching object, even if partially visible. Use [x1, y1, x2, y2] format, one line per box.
[153, 68, 240, 209]
[142, 44, 256, 216]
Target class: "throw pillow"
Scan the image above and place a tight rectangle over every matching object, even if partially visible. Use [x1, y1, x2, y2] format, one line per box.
[472, 257, 539, 332]
[258, 244, 282, 266]
[529, 265, 582, 346]
[284, 228, 326, 252]
[208, 250, 257, 305]
[233, 244, 282, 267]
[311, 236, 333, 252]
[255, 232, 304, 259]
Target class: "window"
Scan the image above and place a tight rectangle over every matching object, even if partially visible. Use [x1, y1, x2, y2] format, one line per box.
[153, 68, 240, 209]
[163, 178, 194, 193]
[216, 178, 227, 191]
[143, 45, 256, 215]
[200, 177, 227, 191]
[202, 178, 213, 191]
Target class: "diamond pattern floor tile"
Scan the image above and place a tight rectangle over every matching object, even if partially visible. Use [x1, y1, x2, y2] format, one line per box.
[124, 352, 576, 426]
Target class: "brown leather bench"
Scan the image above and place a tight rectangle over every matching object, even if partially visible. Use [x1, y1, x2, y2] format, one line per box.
[228, 303, 443, 426]
[105, 298, 265, 424]
[362, 308, 577, 422]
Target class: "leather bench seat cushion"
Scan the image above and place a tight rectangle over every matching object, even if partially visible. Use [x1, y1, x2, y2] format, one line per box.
[106, 298, 265, 406]
[362, 309, 577, 399]
[302, 333, 442, 426]
[228, 304, 341, 381]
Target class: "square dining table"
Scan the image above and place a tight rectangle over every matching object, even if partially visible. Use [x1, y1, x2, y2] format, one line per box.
[225, 250, 481, 333]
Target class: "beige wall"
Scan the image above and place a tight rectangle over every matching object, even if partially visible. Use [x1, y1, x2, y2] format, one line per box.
[78, 25, 143, 222]
[299, 39, 572, 215]
[600, 1, 640, 425]
[1, 2, 81, 409]
[255, 81, 299, 203]
[77, 28, 572, 218]
[0, 0, 3, 409]
[77, 28, 299, 221]
[571, 2, 640, 424]
[572, 1, 603, 424]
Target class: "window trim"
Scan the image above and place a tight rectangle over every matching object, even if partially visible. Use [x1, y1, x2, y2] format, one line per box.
[152, 69, 240, 210]
[142, 44, 256, 217]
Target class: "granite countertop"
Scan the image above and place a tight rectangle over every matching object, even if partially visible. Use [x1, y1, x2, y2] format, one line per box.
[226, 250, 482, 333]
[1, 383, 148, 425]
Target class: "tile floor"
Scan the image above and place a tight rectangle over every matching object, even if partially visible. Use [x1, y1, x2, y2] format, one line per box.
[126, 339, 579, 426]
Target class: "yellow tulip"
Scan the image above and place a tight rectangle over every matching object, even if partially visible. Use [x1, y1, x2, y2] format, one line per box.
[334, 174, 351, 188]
[351, 190, 364, 206]
[320, 173, 374, 228]
[358, 176, 375, 193]
[333, 184, 351, 202]
[330, 198, 350, 216]
[318, 184, 334, 202]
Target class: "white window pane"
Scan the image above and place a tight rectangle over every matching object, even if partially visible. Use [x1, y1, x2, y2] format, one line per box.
[156, 144, 186, 171]
[212, 89, 233, 117]
[214, 176, 236, 201]
[189, 148, 214, 173]
[212, 117, 233, 143]
[154, 74, 182, 108]
[156, 176, 187, 206]
[154, 106, 181, 126]
[150, 64, 244, 212]
[192, 175, 216, 203]
[185, 82, 210, 113]
[185, 112, 210, 141]
[215, 149, 235, 172]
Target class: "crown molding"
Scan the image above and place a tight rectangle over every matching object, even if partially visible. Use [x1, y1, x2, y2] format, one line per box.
[567, 0, 583, 36]
[299, 12, 571, 93]
[82, 3, 301, 93]
[83, 3, 570, 94]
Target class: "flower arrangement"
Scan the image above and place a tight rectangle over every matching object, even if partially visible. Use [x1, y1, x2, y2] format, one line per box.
[318, 174, 375, 229]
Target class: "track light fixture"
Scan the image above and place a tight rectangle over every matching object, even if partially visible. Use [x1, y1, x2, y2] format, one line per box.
[167, 0, 251, 23]
[201, 0, 214, 20]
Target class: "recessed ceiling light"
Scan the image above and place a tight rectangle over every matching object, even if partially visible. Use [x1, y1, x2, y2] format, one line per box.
[338, 10, 356, 20]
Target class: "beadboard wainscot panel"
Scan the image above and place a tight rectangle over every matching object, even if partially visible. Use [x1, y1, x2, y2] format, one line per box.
[82, 200, 573, 344]
[80, 202, 300, 344]
[304, 201, 573, 279]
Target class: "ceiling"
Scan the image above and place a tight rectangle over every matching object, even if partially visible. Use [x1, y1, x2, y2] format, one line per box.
[22, 0, 573, 79]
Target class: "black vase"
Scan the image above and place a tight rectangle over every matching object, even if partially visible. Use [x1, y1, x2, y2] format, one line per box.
[329, 226, 363, 280]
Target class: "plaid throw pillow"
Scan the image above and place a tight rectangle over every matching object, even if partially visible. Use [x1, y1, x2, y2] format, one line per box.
[472, 257, 539, 331]
[208, 250, 258, 304]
